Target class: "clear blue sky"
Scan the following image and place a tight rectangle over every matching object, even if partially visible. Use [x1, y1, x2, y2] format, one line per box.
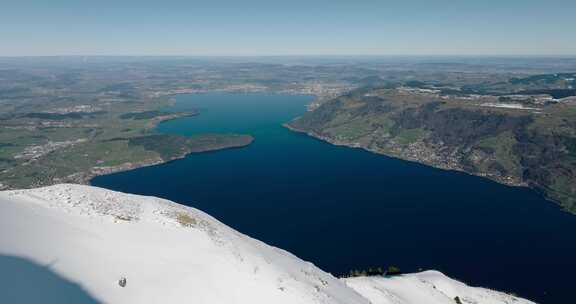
[2, 0, 575, 56]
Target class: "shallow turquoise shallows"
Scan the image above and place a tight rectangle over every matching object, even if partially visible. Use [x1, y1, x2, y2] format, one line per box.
[93, 93, 576, 303]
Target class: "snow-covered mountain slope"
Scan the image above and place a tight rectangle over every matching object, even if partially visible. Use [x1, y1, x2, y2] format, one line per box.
[344, 271, 532, 304]
[0, 184, 536, 304]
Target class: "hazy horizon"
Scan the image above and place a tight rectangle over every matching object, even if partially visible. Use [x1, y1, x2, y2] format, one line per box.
[2, 0, 575, 57]
[2, 54, 576, 58]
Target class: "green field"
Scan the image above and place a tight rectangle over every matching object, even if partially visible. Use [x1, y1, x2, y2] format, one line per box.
[0, 98, 252, 189]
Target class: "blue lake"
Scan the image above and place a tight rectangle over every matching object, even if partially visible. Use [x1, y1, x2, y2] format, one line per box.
[92, 93, 576, 303]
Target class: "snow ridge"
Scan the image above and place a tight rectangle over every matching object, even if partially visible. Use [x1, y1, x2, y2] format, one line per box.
[0, 184, 536, 304]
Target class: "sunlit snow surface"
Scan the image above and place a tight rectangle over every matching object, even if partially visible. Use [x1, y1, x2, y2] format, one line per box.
[0, 184, 535, 304]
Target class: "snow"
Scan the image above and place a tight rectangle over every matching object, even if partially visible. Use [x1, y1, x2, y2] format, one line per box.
[479, 103, 540, 110]
[0, 184, 536, 304]
[344, 271, 535, 304]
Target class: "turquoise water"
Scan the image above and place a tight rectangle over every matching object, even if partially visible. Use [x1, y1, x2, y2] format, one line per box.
[93, 93, 576, 303]
[0, 255, 98, 304]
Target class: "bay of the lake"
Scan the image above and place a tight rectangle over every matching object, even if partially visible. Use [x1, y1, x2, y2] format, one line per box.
[93, 93, 576, 303]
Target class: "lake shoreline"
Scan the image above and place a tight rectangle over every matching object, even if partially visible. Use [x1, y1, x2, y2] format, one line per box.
[284, 119, 576, 204]
[83, 135, 254, 186]
[92, 93, 576, 303]
[285, 121, 575, 216]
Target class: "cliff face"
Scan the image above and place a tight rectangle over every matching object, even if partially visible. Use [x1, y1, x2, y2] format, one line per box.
[288, 89, 576, 213]
[0, 184, 535, 304]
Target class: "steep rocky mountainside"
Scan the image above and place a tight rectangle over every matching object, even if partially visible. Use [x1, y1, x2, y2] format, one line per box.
[288, 89, 576, 213]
